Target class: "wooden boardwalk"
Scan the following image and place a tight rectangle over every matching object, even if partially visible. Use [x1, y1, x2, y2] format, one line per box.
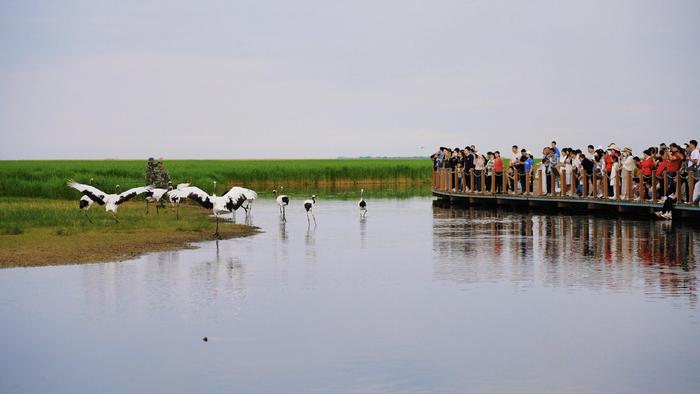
[432, 168, 700, 219]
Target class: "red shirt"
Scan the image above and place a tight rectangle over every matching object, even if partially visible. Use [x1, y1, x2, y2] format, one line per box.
[656, 160, 667, 177]
[639, 157, 655, 176]
[665, 152, 683, 172]
[494, 158, 504, 173]
[604, 154, 615, 172]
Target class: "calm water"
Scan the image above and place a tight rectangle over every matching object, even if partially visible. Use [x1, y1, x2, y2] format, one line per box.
[1, 198, 698, 393]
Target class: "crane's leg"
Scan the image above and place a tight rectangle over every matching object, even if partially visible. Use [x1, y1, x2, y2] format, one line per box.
[84, 210, 93, 224]
[176, 204, 180, 220]
[146, 200, 149, 215]
[312, 211, 316, 225]
[156, 203, 160, 216]
[112, 212, 119, 223]
[282, 206, 287, 222]
[214, 215, 220, 238]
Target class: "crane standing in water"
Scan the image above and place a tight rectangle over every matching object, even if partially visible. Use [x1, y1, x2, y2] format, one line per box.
[358, 189, 367, 217]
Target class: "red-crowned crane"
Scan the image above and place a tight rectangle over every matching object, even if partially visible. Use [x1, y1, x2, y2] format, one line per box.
[77, 178, 96, 223]
[229, 187, 258, 215]
[67, 180, 152, 222]
[358, 189, 367, 217]
[273, 187, 289, 221]
[166, 182, 191, 220]
[145, 181, 173, 215]
[172, 185, 247, 237]
[304, 195, 317, 225]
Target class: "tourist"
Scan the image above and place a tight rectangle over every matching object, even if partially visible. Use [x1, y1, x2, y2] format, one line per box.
[525, 152, 534, 193]
[474, 151, 485, 192]
[587, 145, 596, 160]
[494, 151, 504, 193]
[689, 140, 699, 173]
[664, 144, 683, 196]
[609, 155, 620, 199]
[621, 147, 635, 199]
[639, 149, 655, 199]
[578, 152, 594, 196]
[463, 147, 475, 191]
[550, 141, 561, 190]
[486, 152, 495, 192]
[514, 149, 528, 192]
[510, 145, 519, 168]
[563, 148, 574, 196]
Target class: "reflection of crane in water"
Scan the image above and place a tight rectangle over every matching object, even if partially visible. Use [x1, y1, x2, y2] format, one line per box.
[359, 216, 368, 249]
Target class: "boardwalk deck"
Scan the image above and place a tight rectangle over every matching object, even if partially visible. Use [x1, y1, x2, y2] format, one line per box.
[431, 169, 700, 220]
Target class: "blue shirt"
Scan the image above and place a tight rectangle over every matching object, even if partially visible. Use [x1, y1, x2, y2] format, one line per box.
[552, 147, 561, 164]
[525, 158, 534, 172]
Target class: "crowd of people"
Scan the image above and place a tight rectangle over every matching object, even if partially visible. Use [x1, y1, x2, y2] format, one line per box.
[431, 140, 700, 209]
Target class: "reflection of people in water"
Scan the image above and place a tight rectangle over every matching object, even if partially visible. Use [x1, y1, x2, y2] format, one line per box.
[431, 205, 697, 303]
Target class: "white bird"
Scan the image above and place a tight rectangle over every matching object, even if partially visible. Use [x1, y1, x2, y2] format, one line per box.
[173, 185, 247, 237]
[358, 188, 367, 217]
[145, 181, 173, 215]
[304, 195, 317, 225]
[228, 187, 257, 215]
[67, 180, 152, 222]
[166, 182, 191, 219]
[77, 178, 96, 222]
[273, 188, 289, 221]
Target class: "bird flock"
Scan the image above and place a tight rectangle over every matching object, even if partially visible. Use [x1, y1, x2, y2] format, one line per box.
[67, 179, 368, 236]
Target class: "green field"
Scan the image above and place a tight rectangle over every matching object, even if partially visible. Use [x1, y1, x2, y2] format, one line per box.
[0, 158, 431, 200]
[0, 198, 256, 267]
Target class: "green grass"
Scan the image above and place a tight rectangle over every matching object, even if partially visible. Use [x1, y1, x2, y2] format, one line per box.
[0, 198, 258, 268]
[0, 159, 431, 200]
[0, 198, 218, 233]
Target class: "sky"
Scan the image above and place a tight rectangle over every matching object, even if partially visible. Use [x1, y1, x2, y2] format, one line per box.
[1, 0, 698, 159]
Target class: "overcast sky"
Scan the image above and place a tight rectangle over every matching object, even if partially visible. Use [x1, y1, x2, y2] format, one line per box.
[1, 0, 698, 159]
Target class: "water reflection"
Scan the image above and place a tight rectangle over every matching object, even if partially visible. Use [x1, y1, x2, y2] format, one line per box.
[432, 205, 698, 304]
[359, 216, 368, 249]
[305, 225, 316, 262]
[78, 239, 249, 319]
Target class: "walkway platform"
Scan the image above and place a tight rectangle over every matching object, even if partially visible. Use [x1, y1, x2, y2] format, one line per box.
[433, 189, 700, 220]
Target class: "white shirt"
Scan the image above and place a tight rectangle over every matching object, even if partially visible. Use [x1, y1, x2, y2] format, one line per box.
[690, 149, 700, 167]
[511, 152, 519, 166]
[622, 155, 635, 171]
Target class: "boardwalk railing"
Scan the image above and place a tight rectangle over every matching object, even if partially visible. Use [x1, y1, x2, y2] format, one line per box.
[432, 167, 697, 205]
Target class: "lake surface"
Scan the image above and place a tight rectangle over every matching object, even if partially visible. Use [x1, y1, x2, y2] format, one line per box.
[1, 198, 698, 393]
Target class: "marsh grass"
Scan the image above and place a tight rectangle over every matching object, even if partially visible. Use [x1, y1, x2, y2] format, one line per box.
[0, 158, 431, 200]
[0, 198, 258, 268]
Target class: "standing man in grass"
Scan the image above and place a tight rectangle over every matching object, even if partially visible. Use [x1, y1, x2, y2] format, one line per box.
[146, 157, 171, 208]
